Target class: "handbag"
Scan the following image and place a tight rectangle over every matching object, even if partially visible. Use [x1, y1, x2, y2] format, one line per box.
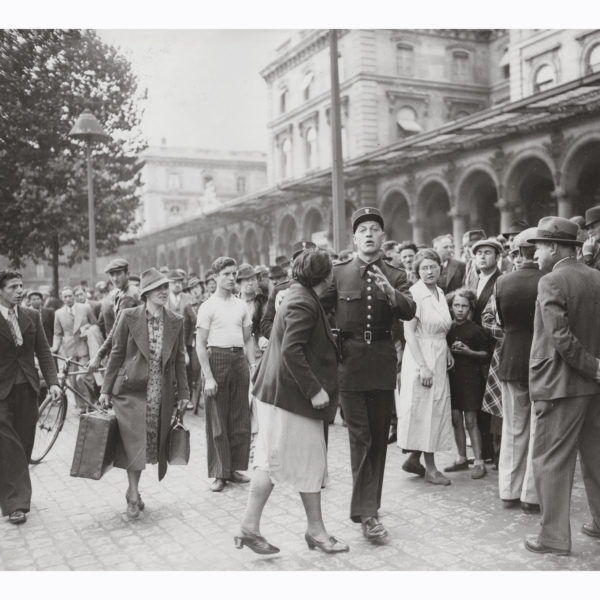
[168, 409, 190, 465]
[70, 409, 119, 480]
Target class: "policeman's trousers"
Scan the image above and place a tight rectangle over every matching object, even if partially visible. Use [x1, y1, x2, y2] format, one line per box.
[340, 390, 394, 523]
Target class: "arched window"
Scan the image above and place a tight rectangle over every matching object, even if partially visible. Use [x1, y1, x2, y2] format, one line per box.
[279, 89, 288, 114]
[396, 105, 422, 137]
[534, 64, 556, 93]
[305, 127, 317, 170]
[396, 44, 415, 77]
[587, 44, 600, 74]
[281, 138, 292, 179]
[302, 71, 314, 101]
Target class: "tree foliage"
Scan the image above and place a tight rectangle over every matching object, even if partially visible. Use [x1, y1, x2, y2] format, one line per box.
[0, 29, 146, 277]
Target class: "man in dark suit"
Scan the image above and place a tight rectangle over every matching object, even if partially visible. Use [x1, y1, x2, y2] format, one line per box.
[524, 217, 600, 556]
[495, 228, 542, 513]
[0, 270, 59, 525]
[470, 238, 502, 325]
[321, 207, 416, 544]
[433, 234, 465, 294]
[26, 290, 54, 345]
[582, 205, 600, 272]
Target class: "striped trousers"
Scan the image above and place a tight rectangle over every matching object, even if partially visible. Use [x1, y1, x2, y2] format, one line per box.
[205, 348, 250, 479]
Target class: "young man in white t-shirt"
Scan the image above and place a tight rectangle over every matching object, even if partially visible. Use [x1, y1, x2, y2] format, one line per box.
[196, 257, 256, 492]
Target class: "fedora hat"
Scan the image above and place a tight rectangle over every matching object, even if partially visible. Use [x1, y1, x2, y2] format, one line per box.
[471, 238, 503, 255]
[527, 216, 583, 246]
[140, 268, 171, 296]
[236, 263, 258, 281]
[584, 205, 600, 229]
[275, 255, 291, 268]
[501, 219, 529, 238]
[462, 229, 487, 245]
[169, 268, 186, 281]
[268, 265, 286, 279]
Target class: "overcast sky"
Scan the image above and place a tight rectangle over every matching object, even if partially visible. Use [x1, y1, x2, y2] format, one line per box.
[98, 29, 295, 153]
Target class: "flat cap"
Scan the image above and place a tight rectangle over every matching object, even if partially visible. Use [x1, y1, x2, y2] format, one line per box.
[351, 206, 384, 233]
[471, 238, 504, 255]
[512, 227, 537, 248]
[104, 258, 129, 273]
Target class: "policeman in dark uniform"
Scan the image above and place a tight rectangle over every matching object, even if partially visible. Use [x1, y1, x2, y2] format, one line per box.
[321, 207, 416, 544]
[260, 240, 316, 339]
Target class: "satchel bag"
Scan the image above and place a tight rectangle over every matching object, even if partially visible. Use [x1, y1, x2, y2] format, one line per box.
[70, 409, 119, 480]
[168, 409, 190, 465]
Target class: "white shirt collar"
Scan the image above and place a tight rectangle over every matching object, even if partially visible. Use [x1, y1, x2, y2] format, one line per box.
[476, 271, 495, 298]
[0, 304, 17, 319]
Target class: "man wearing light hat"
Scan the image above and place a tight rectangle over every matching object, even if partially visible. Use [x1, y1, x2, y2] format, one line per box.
[167, 269, 192, 315]
[461, 229, 487, 290]
[524, 216, 600, 556]
[495, 227, 542, 513]
[320, 207, 416, 544]
[260, 241, 316, 339]
[582, 205, 600, 272]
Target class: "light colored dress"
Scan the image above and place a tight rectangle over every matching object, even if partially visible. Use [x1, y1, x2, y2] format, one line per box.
[396, 279, 454, 453]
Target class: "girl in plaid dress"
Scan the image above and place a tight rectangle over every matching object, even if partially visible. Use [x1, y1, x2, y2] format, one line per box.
[445, 289, 492, 479]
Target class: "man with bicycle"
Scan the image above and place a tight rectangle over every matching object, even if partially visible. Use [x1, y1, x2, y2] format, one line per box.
[0, 270, 60, 525]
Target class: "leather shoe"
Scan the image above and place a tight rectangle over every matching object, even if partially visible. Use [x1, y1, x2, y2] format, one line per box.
[582, 523, 600, 538]
[210, 478, 226, 492]
[471, 464, 487, 479]
[234, 528, 280, 555]
[402, 457, 426, 477]
[305, 531, 349, 553]
[126, 492, 145, 511]
[126, 500, 140, 520]
[502, 498, 520, 508]
[361, 516, 389, 544]
[9, 510, 27, 525]
[444, 460, 469, 473]
[424, 470, 451, 486]
[229, 471, 250, 484]
[521, 502, 540, 514]
[524, 536, 570, 556]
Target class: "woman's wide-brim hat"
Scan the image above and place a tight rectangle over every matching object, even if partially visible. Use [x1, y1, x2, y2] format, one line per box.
[140, 267, 171, 296]
[527, 216, 583, 246]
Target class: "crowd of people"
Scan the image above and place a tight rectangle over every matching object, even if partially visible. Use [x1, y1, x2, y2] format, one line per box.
[2, 203, 600, 560]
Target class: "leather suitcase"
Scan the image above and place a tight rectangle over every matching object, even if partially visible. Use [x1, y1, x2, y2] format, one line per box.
[70, 410, 119, 480]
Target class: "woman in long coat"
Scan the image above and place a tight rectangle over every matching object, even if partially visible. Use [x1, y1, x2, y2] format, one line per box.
[235, 249, 349, 555]
[100, 267, 190, 519]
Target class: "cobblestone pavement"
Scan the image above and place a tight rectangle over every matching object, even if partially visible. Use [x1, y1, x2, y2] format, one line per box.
[1, 404, 599, 571]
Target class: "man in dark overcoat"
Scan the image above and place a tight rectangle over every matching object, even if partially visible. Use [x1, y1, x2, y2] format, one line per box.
[495, 228, 542, 512]
[321, 207, 416, 544]
[524, 217, 600, 556]
[0, 271, 59, 525]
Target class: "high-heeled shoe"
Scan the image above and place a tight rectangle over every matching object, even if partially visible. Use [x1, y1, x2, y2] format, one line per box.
[125, 491, 145, 511]
[233, 528, 280, 555]
[126, 499, 140, 519]
[305, 531, 350, 553]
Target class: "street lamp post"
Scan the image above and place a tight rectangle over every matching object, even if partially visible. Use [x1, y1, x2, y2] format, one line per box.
[69, 109, 110, 285]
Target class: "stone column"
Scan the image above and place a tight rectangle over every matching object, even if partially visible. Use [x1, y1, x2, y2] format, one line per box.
[495, 198, 513, 236]
[552, 187, 573, 218]
[449, 206, 467, 257]
[409, 216, 426, 246]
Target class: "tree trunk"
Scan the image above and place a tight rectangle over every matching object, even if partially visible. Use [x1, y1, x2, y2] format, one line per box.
[50, 234, 60, 296]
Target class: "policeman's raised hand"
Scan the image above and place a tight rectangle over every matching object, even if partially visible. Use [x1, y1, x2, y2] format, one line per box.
[204, 377, 218, 399]
[311, 388, 330, 410]
[370, 265, 393, 294]
[87, 353, 102, 373]
[49, 385, 61, 401]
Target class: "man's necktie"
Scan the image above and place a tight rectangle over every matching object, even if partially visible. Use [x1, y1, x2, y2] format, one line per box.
[7, 307, 23, 346]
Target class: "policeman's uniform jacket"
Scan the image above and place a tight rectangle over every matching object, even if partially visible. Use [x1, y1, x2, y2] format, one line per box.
[320, 255, 416, 391]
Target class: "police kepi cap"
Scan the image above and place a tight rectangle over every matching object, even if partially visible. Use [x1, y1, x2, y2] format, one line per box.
[351, 207, 384, 233]
[291, 240, 317, 259]
[104, 257, 129, 273]
[140, 268, 170, 296]
[584, 205, 600, 228]
[527, 216, 583, 246]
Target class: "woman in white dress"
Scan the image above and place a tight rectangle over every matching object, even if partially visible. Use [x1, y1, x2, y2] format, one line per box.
[396, 249, 455, 485]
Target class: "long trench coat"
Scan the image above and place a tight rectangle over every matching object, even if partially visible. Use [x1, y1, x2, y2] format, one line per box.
[101, 305, 190, 480]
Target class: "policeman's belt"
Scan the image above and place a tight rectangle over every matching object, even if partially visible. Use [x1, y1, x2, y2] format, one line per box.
[339, 330, 391, 343]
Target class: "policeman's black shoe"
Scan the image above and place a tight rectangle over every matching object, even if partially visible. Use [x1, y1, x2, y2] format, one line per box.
[521, 502, 541, 514]
[9, 510, 26, 525]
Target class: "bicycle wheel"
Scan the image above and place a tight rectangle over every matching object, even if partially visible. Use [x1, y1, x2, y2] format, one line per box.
[30, 393, 67, 464]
